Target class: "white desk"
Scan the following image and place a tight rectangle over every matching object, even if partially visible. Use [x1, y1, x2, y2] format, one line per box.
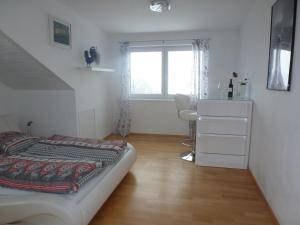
[196, 99, 253, 169]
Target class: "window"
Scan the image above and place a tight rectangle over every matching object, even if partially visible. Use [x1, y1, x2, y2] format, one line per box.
[129, 45, 193, 98]
[130, 50, 162, 95]
[167, 50, 193, 95]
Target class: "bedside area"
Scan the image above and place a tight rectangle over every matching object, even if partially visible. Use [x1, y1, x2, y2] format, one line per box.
[196, 99, 253, 169]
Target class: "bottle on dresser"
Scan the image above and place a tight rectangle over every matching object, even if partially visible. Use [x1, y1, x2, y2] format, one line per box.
[240, 78, 250, 99]
[228, 79, 233, 99]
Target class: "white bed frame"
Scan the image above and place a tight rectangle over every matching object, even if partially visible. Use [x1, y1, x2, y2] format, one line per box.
[0, 115, 136, 225]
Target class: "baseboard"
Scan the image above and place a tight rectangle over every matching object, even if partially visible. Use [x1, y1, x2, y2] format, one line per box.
[129, 132, 188, 138]
[104, 133, 188, 141]
[248, 170, 280, 225]
[104, 131, 188, 139]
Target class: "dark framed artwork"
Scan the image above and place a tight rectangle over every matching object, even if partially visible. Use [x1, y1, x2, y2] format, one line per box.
[49, 16, 72, 49]
[267, 0, 297, 91]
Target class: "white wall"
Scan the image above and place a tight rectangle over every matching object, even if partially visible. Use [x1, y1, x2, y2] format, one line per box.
[0, 82, 17, 116]
[16, 90, 77, 137]
[0, 0, 114, 138]
[130, 100, 188, 135]
[0, 81, 78, 137]
[240, 1, 300, 224]
[76, 74, 113, 138]
[109, 30, 240, 135]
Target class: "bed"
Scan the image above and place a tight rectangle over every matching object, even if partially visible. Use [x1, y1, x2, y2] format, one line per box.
[0, 115, 137, 225]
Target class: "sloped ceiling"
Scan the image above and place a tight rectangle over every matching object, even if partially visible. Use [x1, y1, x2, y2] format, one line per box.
[0, 30, 72, 90]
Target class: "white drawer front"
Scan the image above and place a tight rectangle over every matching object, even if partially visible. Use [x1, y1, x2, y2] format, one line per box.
[195, 153, 247, 169]
[198, 100, 251, 117]
[197, 134, 247, 155]
[198, 116, 248, 135]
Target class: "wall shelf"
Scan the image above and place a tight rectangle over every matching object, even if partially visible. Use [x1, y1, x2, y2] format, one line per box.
[77, 66, 115, 73]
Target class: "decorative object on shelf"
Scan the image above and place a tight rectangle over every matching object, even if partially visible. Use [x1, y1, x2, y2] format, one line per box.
[149, 0, 171, 13]
[84, 46, 99, 67]
[49, 15, 72, 49]
[232, 72, 238, 78]
[267, 0, 297, 91]
[218, 75, 250, 100]
[232, 72, 240, 97]
[94, 48, 100, 65]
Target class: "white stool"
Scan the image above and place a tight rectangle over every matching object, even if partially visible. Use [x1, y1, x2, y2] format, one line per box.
[174, 94, 197, 162]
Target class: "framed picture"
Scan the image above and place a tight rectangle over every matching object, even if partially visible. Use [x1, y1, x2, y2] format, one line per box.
[49, 15, 72, 49]
[267, 0, 297, 91]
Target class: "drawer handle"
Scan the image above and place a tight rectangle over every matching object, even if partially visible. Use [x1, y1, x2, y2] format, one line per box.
[198, 134, 247, 138]
[198, 116, 248, 122]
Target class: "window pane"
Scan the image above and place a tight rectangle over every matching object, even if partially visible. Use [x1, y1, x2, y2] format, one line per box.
[130, 51, 162, 95]
[168, 51, 193, 95]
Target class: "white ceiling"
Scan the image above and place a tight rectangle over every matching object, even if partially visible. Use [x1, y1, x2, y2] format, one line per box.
[57, 0, 255, 33]
[0, 31, 72, 90]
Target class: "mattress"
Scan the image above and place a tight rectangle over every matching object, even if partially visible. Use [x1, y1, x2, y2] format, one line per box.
[0, 144, 136, 225]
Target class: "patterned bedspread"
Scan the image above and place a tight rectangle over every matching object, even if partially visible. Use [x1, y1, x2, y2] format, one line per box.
[48, 134, 126, 149]
[0, 155, 103, 194]
[18, 139, 126, 166]
[0, 133, 128, 194]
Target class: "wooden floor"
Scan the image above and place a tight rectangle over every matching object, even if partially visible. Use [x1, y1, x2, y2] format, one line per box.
[89, 134, 277, 225]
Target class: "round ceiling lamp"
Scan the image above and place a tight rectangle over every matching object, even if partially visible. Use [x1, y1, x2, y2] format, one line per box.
[149, 0, 171, 13]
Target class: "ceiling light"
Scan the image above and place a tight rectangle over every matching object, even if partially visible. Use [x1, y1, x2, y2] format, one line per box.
[149, 0, 171, 13]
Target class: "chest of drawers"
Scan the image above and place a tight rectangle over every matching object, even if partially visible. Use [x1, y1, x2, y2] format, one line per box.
[196, 100, 253, 169]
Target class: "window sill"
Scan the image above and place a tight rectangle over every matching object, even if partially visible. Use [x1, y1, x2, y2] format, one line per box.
[129, 98, 175, 102]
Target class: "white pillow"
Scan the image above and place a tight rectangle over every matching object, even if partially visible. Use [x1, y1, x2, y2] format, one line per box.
[0, 115, 21, 133]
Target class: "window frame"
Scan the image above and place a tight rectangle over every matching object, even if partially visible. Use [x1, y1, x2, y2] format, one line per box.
[129, 44, 193, 100]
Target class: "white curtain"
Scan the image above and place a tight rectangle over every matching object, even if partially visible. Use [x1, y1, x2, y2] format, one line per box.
[189, 39, 209, 137]
[114, 42, 131, 137]
[191, 39, 209, 104]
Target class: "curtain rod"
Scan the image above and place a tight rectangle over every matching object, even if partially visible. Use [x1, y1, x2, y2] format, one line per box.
[118, 38, 210, 44]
